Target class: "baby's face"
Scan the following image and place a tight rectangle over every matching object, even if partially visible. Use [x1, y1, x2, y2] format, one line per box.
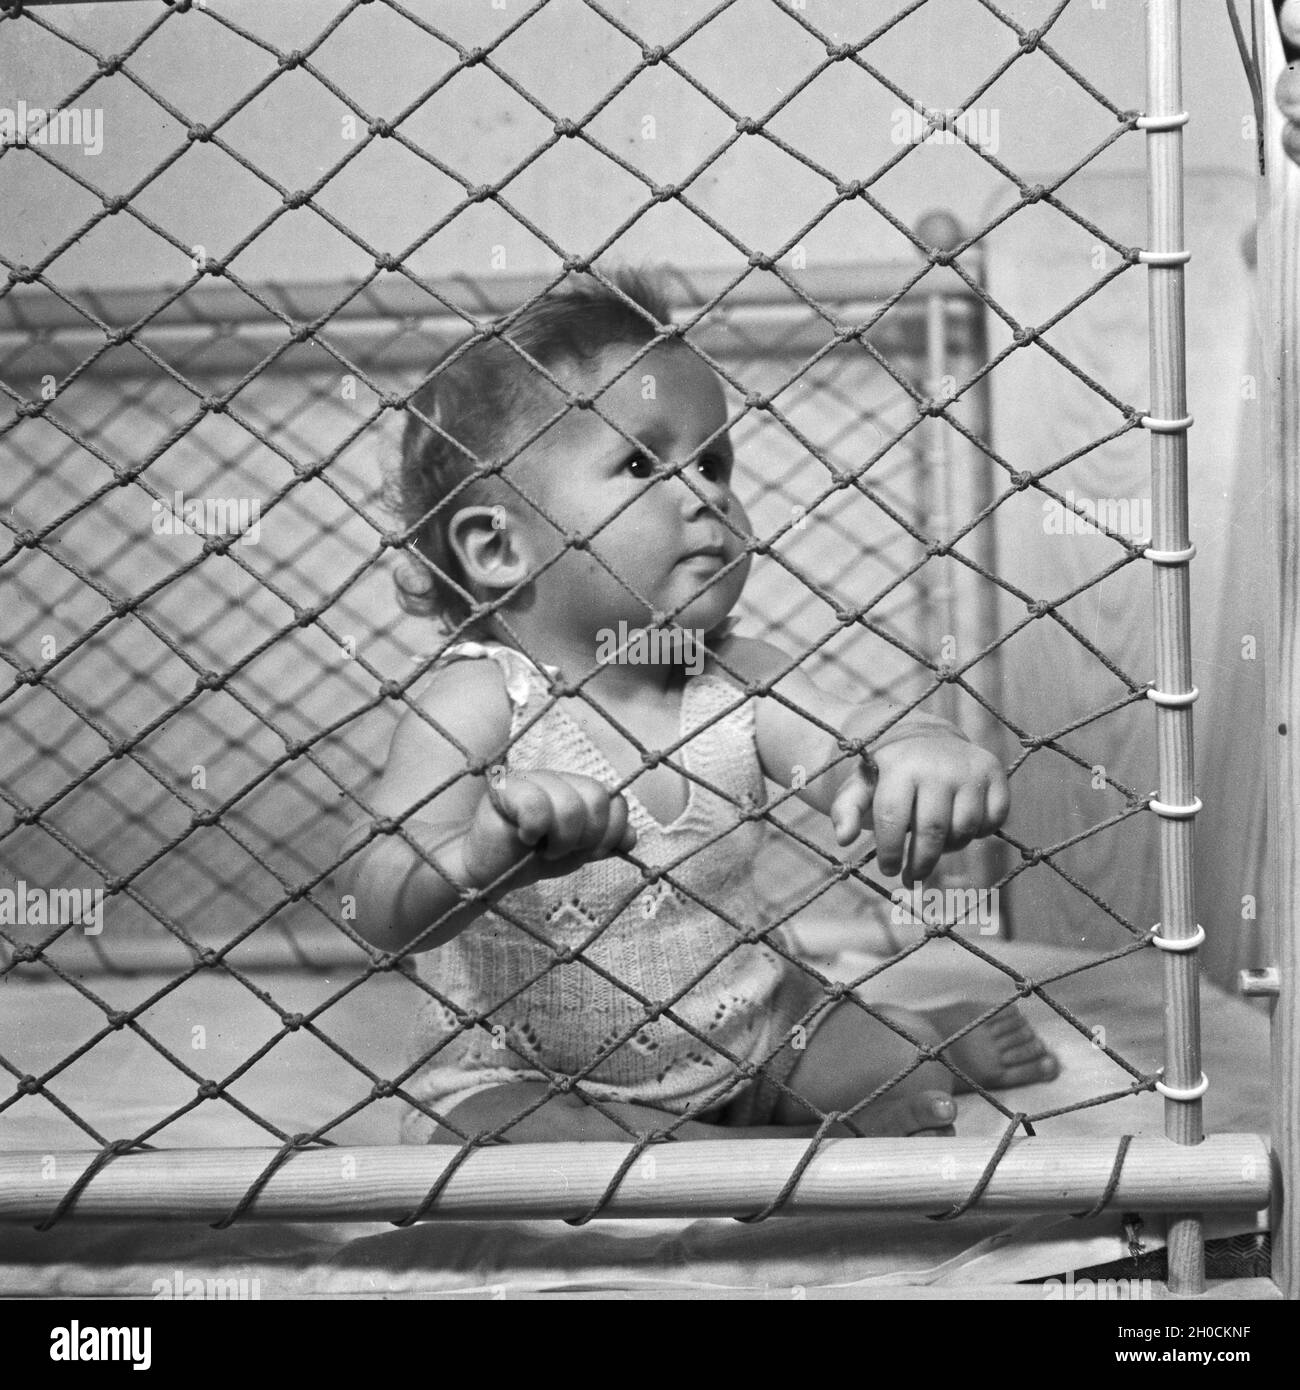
[512, 342, 751, 640]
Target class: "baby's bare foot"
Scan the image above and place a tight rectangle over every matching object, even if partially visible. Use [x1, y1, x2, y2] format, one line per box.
[924, 1001, 1059, 1093]
[836, 1089, 956, 1138]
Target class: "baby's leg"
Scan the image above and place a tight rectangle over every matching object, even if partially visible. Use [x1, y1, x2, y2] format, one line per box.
[772, 1003, 959, 1136]
[431, 1081, 823, 1144]
[925, 1000, 1059, 1093]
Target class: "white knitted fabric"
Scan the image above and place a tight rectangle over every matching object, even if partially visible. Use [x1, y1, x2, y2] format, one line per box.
[402, 641, 819, 1139]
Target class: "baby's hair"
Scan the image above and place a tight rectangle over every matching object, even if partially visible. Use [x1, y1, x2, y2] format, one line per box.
[389, 268, 674, 633]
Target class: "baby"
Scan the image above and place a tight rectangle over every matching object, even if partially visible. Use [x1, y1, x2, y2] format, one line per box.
[343, 270, 1057, 1146]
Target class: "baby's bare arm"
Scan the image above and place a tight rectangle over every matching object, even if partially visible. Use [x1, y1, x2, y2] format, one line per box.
[337, 659, 514, 953]
[716, 636, 1008, 882]
[339, 660, 633, 954]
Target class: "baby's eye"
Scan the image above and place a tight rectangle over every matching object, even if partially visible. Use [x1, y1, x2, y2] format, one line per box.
[624, 451, 656, 479]
[697, 454, 732, 483]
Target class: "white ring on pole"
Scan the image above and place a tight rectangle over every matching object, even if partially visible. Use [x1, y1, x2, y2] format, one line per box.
[1138, 249, 1191, 266]
[1140, 413, 1195, 432]
[1156, 1070, 1209, 1102]
[1150, 923, 1206, 952]
[1146, 686, 1198, 708]
[1144, 543, 1197, 564]
[1148, 795, 1203, 820]
[1136, 111, 1190, 130]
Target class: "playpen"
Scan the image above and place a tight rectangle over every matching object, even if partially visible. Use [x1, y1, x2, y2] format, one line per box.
[0, 0, 1296, 1299]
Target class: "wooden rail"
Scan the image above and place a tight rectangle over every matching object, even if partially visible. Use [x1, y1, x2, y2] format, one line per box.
[0, 1135, 1271, 1224]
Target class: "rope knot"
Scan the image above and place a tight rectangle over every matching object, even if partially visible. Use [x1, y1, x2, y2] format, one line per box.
[105, 1010, 129, 1030]
[187, 123, 213, 142]
[1008, 470, 1031, 489]
[642, 45, 667, 64]
[279, 49, 305, 70]
[12, 943, 38, 963]
[652, 183, 678, 202]
[197, 1080, 222, 1100]
[1026, 598, 1050, 617]
[464, 47, 488, 66]
[1019, 27, 1042, 52]
[283, 1013, 305, 1031]
[1024, 183, 1048, 203]
[369, 118, 393, 137]
[1021, 847, 1043, 865]
[745, 391, 769, 409]
[747, 251, 774, 269]
[378, 679, 402, 699]
[1012, 326, 1038, 346]
[826, 42, 853, 59]
[735, 117, 760, 134]
[283, 189, 310, 208]
[371, 1080, 396, 1098]
[468, 185, 494, 203]
[102, 195, 128, 214]
[17, 1075, 40, 1095]
[563, 255, 590, 272]
[191, 809, 219, 827]
[8, 265, 36, 285]
[373, 252, 399, 271]
[837, 178, 865, 197]
[98, 55, 123, 76]
[554, 118, 579, 137]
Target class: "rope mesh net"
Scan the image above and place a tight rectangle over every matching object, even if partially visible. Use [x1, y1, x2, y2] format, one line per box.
[0, 0, 1199, 1228]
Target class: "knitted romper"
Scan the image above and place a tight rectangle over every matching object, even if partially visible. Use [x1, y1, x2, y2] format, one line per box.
[401, 640, 832, 1141]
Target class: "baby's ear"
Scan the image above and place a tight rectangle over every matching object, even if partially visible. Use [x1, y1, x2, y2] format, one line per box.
[449, 504, 530, 594]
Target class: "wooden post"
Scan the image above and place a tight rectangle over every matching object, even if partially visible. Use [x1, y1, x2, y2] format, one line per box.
[1143, 0, 1206, 1297]
[1257, 0, 1300, 1306]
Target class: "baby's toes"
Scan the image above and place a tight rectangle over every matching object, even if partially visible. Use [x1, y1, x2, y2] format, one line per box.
[998, 1036, 1059, 1082]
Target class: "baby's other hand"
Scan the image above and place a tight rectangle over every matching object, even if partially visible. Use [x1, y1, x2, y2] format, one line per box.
[462, 770, 636, 888]
[830, 737, 1009, 886]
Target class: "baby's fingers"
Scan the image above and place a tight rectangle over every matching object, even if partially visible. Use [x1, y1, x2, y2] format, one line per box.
[830, 768, 874, 846]
[490, 775, 558, 847]
[536, 776, 607, 858]
[597, 789, 636, 856]
[901, 782, 954, 887]
[870, 777, 915, 879]
[984, 770, 1010, 833]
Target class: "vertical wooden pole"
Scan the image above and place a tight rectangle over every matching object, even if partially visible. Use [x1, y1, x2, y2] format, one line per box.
[1256, 0, 1300, 1305]
[1144, 0, 1206, 1297]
